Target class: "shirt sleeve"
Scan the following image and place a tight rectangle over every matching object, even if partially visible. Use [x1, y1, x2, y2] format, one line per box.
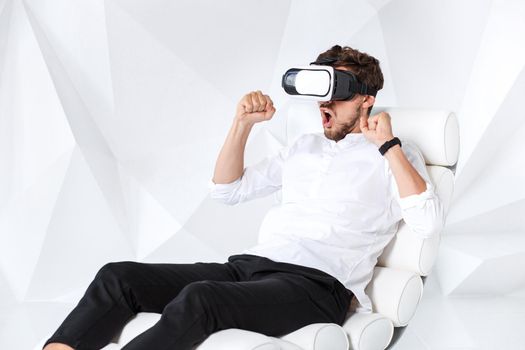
[208, 144, 291, 206]
[388, 140, 446, 239]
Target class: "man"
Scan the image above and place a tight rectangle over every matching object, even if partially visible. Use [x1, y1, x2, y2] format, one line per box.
[43, 45, 444, 350]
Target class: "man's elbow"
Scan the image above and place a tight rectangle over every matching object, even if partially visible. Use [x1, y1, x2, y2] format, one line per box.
[428, 219, 445, 239]
[419, 213, 445, 239]
[220, 199, 241, 206]
[209, 193, 242, 206]
[424, 196, 446, 238]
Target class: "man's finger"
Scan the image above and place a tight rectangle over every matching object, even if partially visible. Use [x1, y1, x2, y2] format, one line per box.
[360, 115, 369, 131]
[255, 90, 266, 111]
[264, 95, 273, 110]
[370, 115, 380, 123]
[359, 105, 369, 117]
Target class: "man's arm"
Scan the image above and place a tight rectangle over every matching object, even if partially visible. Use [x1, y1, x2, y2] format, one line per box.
[385, 140, 445, 238]
[359, 111, 445, 238]
[359, 110, 429, 197]
[211, 118, 253, 185]
[209, 91, 289, 206]
[212, 90, 274, 184]
[383, 143, 427, 198]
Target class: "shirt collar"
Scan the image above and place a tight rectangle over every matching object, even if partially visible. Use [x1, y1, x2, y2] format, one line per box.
[321, 132, 369, 149]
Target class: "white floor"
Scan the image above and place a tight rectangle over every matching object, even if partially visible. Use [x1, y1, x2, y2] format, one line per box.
[391, 275, 525, 350]
[2, 274, 524, 350]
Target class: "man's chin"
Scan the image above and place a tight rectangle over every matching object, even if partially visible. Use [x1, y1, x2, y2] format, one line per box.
[324, 125, 350, 142]
[323, 127, 339, 141]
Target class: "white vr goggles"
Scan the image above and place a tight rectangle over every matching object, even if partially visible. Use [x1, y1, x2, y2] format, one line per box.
[281, 58, 378, 102]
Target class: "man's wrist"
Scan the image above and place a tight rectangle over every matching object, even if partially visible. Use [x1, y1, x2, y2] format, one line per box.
[232, 117, 255, 133]
[378, 136, 401, 156]
[383, 143, 402, 157]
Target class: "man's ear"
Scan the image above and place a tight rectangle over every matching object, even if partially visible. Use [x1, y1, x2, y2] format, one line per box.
[362, 95, 375, 109]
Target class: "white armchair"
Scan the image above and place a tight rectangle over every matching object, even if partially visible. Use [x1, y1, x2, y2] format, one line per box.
[37, 105, 459, 350]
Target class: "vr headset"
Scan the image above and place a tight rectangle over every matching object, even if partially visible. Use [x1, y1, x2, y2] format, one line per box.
[281, 57, 378, 102]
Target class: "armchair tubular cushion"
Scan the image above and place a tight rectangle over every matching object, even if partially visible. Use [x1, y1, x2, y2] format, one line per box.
[370, 107, 459, 167]
[342, 312, 394, 350]
[427, 165, 455, 217]
[276, 323, 349, 350]
[196, 328, 280, 350]
[269, 338, 304, 350]
[378, 222, 441, 276]
[365, 267, 423, 327]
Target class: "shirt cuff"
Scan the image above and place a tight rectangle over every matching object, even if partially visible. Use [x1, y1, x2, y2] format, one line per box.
[397, 182, 435, 210]
[208, 177, 242, 192]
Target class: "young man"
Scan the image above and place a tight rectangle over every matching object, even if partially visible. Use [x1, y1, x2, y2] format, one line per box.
[43, 45, 444, 350]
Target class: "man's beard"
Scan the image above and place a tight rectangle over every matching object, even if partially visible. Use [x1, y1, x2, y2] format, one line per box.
[324, 116, 359, 142]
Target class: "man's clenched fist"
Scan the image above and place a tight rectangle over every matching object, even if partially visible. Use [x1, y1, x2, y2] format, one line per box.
[235, 90, 276, 126]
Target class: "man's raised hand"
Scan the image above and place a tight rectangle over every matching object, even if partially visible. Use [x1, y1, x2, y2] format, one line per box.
[360, 110, 395, 147]
[235, 90, 276, 126]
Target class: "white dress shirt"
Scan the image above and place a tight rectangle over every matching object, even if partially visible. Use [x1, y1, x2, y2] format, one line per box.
[208, 131, 444, 314]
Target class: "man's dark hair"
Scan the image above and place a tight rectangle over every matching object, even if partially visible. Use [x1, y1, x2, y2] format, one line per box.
[314, 45, 384, 115]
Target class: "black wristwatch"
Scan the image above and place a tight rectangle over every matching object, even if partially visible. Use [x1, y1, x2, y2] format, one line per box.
[379, 137, 402, 156]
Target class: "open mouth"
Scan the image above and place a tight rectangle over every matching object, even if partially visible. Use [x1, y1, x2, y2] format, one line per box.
[321, 109, 334, 128]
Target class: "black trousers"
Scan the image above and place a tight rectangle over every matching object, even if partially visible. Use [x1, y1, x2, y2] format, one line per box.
[43, 254, 353, 350]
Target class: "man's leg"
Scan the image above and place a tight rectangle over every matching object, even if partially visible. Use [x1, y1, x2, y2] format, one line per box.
[42, 260, 238, 350]
[121, 270, 351, 350]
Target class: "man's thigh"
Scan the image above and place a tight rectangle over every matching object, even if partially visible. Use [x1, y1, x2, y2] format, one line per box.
[167, 271, 350, 337]
[99, 260, 237, 313]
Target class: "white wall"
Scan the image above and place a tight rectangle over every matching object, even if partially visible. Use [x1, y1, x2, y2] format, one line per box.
[0, 0, 524, 316]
